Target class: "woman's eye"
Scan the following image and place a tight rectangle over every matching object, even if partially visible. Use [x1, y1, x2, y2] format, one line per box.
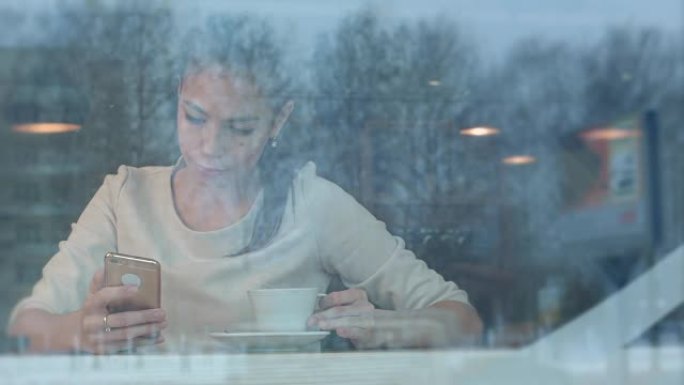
[185, 113, 206, 125]
[230, 125, 255, 136]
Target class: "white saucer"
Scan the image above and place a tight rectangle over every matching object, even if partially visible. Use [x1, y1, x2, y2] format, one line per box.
[209, 331, 330, 352]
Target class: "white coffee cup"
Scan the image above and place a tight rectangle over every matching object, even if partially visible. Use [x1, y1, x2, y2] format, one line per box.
[248, 288, 319, 332]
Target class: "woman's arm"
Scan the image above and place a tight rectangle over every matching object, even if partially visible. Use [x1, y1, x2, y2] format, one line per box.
[5, 170, 121, 351]
[9, 270, 166, 354]
[298, 167, 483, 348]
[9, 309, 82, 352]
[310, 289, 483, 349]
[429, 300, 484, 344]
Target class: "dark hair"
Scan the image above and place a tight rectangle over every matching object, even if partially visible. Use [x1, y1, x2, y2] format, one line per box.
[177, 16, 298, 255]
[244, 139, 298, 253]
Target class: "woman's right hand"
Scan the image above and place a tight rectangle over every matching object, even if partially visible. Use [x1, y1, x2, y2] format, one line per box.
[78, 270, 167, 354]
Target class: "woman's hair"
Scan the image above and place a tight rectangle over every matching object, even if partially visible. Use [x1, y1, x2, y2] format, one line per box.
[177, 16, 299, 255]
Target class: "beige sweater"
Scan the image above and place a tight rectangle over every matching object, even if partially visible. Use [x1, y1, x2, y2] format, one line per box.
[10, 160, 469, 349]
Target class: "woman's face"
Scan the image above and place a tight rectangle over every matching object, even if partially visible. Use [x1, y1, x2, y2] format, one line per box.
[177, 66, 277, 177]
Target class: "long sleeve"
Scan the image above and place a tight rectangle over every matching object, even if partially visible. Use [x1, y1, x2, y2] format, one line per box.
[7, 166, 129, 328]
[297, 163, 469, 311]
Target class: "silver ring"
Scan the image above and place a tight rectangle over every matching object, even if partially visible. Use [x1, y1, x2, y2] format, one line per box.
[103, 315, 111, 333]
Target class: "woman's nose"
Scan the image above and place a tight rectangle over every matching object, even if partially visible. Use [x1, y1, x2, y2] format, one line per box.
[201, 122, 223, 155]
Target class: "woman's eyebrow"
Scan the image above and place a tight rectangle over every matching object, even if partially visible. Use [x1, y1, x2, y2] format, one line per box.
[223, 116, 260, 124]
[182, 100, 259, 123]
[182, 100, 208, 116]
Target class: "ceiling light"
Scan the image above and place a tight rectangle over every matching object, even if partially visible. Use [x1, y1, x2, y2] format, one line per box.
[580, 128, 640, 141]
[460, 126, 500, 137]
[12, 123, 81, 134]
[502, 155, 536, 166]
[6, 85, 86, 135]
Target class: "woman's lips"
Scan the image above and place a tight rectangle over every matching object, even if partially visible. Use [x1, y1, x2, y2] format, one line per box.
[194, 158, 229, 173]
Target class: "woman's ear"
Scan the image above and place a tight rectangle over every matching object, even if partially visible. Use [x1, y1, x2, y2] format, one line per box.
[271, 100, 295, 139]
[176, 75, 183, 95]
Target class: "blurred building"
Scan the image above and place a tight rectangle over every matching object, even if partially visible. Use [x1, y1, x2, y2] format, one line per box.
[0, 47, 95, 335]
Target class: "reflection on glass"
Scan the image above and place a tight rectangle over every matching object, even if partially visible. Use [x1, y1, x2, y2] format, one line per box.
[460, 126, 501, 137]
[0, 0, 681, 383]
[580, 127, 641, 141]
[12, 123, 81, 134]
[501, 155, 536, 166]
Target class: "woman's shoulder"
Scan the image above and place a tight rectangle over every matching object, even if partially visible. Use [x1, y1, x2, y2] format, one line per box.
[101, 164, 173, 195]
[107, 164, 172, 179]
[293, 161, 348, 204]
[292, 161, 367, 218]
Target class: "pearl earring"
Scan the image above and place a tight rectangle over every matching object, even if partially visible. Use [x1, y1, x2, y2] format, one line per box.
[269, 137, 278, 148]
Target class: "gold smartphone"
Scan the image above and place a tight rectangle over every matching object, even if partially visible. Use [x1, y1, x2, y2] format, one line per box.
[104, 252, 161, 313]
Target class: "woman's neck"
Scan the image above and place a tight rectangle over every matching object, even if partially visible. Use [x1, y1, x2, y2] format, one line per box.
[181, 165, 260, 204]
[172, 165, 261, 231]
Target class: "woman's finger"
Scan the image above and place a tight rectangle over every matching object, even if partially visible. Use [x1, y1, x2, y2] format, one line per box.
[92, 322, 167, 343]
[315, 313, 375, 330]
[88, 285, 138, 310]
[311, 302, 374, 323]
[89, 269, 105, 294]
[319, 288, 368, 310]
[82, 312, 111, 335]
[336, 327, 369, 340]
[338, 326, 408, 349]
[105, 308, 166, 328]
[82, 308, 165, 336]
[92, 334, 165, 355]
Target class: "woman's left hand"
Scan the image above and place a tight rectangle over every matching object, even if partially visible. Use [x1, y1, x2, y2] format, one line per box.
[308, 288, 391, 347]
[309, 288, 483, 349]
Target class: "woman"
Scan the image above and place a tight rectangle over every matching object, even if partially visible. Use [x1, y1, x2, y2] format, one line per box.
[7, 26, 482, 354]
